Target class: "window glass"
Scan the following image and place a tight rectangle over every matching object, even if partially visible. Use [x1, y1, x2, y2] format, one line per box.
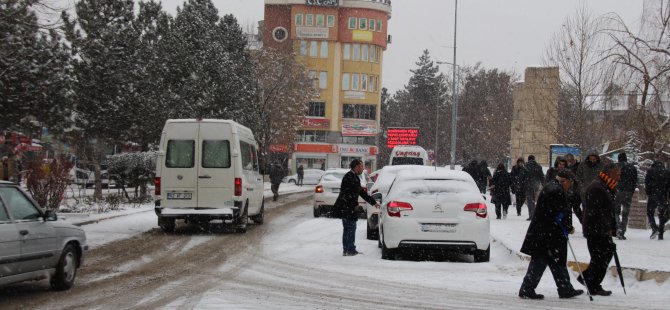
[296, 14, 303, 26]
[202, 140, 230, 168]
[296, 130, 327, 143]
[361, 45, 369, 62]
[308, 102, 326, 117]
[319, 72, 328, 89]
[240, 142, 254, 171]
[306, 14, 314, 26]
[310, 41, 318, 57]
[369, 19, 376, 31]
[320, 41, 328, 58]
[327, 15, 335, 27]
[0, 199, 9, 222]
[361, 74, 368, 91]
[316, 14, 324, 27]
[343, 104, 376, 120]
[0, 187, 40, 221]
[348, 17, 357, 29]
[166, 140, 195, 168]
[378, 19, 383, 32]
[342, 73, 350, 91]
[358, 18, 367, 30]
[343, 44, 351, 60]
[309, 70, 318, 89]
[251, 146, 259, 172]
[299, 41, 308, 56]
[352, 73, 359, 90]
[353, 44, 360, 61]
[370, 46, 376, 62]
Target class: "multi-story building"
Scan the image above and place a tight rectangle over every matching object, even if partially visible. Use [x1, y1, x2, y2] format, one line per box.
[262, 0, 392, 172]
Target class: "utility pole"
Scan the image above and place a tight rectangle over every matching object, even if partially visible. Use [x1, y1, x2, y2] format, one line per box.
[450, 0, 458, 170]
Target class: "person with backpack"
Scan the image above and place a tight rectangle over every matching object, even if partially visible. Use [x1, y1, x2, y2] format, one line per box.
[524, 155, 544, 221]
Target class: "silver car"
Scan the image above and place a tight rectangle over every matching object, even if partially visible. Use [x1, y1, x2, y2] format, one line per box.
[0, 181, 88, 290]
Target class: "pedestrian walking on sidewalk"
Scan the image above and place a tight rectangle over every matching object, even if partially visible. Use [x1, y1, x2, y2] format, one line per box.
[614, 153, 637, 240]
[644, 160, 669, 240]
[576, 151, 603, 202]
[490, 163, 512, 219]
[269, 162, 285, 201]
[579, 163, 621, 296]
[519, 170, 584, 300]
[524, 155, 544, 220]
[510, 158, 527, 216]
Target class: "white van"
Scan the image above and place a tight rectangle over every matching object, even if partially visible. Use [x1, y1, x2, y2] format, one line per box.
[154, 119, 264, 233]
[389, 145, 429, 166]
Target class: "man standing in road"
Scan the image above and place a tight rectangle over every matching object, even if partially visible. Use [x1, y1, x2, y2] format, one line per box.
[579, 163, 621, 296]
[519, 170, 584, 300]
[334, 159, 380, 256]
[269, 162, 285, 201]
[644, 160, 669, 240]
[524, 155, 544, 220]
[614, 153, 637, 240]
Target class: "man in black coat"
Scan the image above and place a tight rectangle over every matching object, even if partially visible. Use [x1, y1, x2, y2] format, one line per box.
[335, 159, 380, 256]
[644, 160, 669, 240]
[524, 155, 544, 221]
[269, 162, 285, 201]
[614, 152, 638, 240]
[510, 158, 527, 216]
[519, 170, 584, 300]
[579, 163, 621, 296]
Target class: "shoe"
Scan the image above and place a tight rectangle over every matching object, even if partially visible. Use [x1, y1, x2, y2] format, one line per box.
[559, 289, 584, 299]
[503, 211, 508, 219]
[519, 291, 544, 300]
[659, 232, 664, 240]
[343, 251, 362, 256]
[526, 218, 531, 221]
[517, 212, 521, 216]
[617, 235, 627, 240]
[576, 275, 585, 286]
[496, 216, 501, 220]
[590, 289, 612, 296]
[651, 230, 659, 239]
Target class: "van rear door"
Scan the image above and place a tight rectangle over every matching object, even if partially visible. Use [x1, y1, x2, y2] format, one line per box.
[162, 122, 199, 209]
[198, 122, 235, 208]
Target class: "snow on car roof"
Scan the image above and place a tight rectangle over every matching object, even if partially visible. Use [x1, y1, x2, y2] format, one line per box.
[395, 168, 476, 184]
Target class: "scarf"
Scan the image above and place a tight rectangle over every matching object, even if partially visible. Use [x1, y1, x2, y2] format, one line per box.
[598, 171, 618, 192]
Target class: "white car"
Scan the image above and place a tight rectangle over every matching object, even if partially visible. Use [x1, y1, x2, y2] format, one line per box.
[377, 168, 490, 262]
[313, 168, 370, 218]
[366, 165, 438, 240]
[283, 169, 325, 185]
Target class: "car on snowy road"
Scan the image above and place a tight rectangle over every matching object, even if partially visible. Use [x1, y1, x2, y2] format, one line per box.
[283, 168, 325, 185]
[0, 181, 88, 290]
[377, 168, 490, 262]
[313, 168, 370, 218]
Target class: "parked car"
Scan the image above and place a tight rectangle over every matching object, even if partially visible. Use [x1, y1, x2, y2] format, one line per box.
[283, 168, 325, 185]
[365, 165, 437, 240]
[0, 181, 88, 290]
[68, 166, 115, 188]
[313, 168, 370, 218]
[377, 168, 490, 262]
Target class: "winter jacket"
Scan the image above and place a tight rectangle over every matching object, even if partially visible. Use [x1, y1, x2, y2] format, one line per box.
[297, 165, 304, 177]
[333, 170, 376, 219]
[269, 164, 285, 185]
[582, 175, 617, 238]
[617, 161, 638, 193]
[524, 160, 544, 193]
[490, 169, 512, 206]
[462, 161, 480, 183]
[477, 162, 492, 189]
[510, 164, 527, 194]
[576, 151, 603, 195]
[644, 161, 669, 198]
[520, 179, 574, 264]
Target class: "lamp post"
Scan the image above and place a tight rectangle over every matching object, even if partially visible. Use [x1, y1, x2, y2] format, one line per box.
[436, 60, 459, 170]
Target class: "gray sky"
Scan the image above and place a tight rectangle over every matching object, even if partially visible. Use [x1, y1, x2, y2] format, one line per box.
[54, 0, 644, 94]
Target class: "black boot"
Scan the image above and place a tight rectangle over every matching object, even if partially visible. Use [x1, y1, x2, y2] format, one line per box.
[519, 290, 544, 300]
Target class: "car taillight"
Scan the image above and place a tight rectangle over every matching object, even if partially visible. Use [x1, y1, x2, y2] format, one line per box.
[387, 201, 413, 217]
[155, 177, 161, 195]
[315, 185, 324, 193]
[234, 178, 242, 196]
[464, 203, 488, 218]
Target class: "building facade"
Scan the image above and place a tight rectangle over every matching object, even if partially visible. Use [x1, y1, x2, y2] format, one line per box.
[263, 0, 392, 172]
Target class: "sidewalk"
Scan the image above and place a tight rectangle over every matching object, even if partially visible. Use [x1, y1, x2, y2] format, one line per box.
[490, 206, 670, 283]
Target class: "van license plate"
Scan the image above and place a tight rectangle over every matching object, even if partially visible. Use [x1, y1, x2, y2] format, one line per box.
[167, 192, 192, 200]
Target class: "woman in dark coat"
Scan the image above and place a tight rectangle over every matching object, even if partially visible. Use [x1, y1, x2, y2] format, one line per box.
[490, 163, 512, 219]
[518, 170, 583, 299]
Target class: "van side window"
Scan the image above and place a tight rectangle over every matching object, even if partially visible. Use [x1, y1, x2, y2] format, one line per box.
[202, 140, 231, 168]
[240, 141, 254, 171]
[251, 146, 259, 172]
[166, 140, 195, 168]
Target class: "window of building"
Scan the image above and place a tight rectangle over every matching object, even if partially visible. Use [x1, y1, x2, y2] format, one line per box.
[299, 41, 308, 56]
[320, 41, 328, 58]
[309, 70, 318, 89]
[369, 19, 376, 31]
[316, 14, 324, 27]
[309, 41, 318, 57]
[319, 71, 328, 89]
[370, 75, 377, 92]
[343, 104, 376, 120]
[327, 15, 335, 27]
[308, 101, 325, 117]
[376, 47, 381, 62]
[295, 14, 303, 26]
[370, 46, 376, 62]
[361, 74, 368, 91]
[342, 73, 350, 91]
[348, 17, 357, 29]
[378, 19, 383, 32]
[296, 130, 327, 143]
[351, 73, 359, 90]
[306, 14, 314, 26]
[361, 45, 368, 62]
[358, 18, 367, 30]
[343, 43, 351, 60]
[353, 44, 360, 61]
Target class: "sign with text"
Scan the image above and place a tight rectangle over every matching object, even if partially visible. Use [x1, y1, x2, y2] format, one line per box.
[344, 91, 366, 100]
[387, 127, 419, 148]
[301, 117, 330, 129]
[352, 30, 373, 42]
[342, 119, 377, 136]
[338, 144, 371, 154]
[296, 27, 329, 39]
[306, 0, 339, 6]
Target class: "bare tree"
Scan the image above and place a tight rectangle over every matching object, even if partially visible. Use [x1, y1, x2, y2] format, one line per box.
[603, 1, 670, 154]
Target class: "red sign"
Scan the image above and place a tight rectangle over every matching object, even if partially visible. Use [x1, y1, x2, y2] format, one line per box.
[295, 143, 338, 153]
[301, 118, 330, 129]
[387, 128, 419, 149]
[269, 144, 289, 153]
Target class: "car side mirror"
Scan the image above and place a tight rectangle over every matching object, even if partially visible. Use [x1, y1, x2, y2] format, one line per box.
[372, 192, 382, 203]
[366, 182, 375, 191]
[44, 210, 58, 221]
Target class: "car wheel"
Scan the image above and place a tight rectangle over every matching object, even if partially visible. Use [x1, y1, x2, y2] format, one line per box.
[474, 245, 490, 263]
[158, 217, 175, 233]
[381, 234, 396, 260]
[251, 201, 264, 225]
[234, 203, 248, 233]
[313, 206, 320, 217]
[50, 244, 79, 290]
[366, 222, 378, 240]
[288, 179, 296, 184]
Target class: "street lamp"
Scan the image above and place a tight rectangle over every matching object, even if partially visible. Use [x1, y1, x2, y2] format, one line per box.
[436, 60, 459, 170]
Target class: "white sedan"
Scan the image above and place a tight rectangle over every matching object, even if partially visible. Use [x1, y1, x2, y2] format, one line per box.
[377, 168, 490, 262]
[313, 168, 370, 218]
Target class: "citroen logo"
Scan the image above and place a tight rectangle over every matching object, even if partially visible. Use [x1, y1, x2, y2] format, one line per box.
[177, 175, 183, 180]
[433, 204, 443, 212]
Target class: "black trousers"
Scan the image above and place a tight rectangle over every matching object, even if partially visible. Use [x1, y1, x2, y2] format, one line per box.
[582, 236, 615, 291]
[520, 256, 575, 295]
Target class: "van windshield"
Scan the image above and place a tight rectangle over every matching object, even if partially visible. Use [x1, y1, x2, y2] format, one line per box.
[391, 157, 424, 165]
[166, 140, 195, 168]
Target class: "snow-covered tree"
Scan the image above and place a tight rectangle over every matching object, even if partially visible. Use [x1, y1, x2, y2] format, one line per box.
[107, 151, 156, 200]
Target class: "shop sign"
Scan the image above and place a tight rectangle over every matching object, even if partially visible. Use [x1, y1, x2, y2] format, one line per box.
[269, 144, 289, 153]
[301, 117, 330, 129]
[342, 119, 377, 136]
[344, 91, 366, 100]
[306, 0, 339, 6]
[295, 143, 338, 153]
[387, 127, 419, 148]
[338, 145, 370, 154]
[352, 30, 373, 42]
[296, 27, 329, 39]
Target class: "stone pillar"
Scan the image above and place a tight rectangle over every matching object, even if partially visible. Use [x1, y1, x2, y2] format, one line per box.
[510, 67, 559, 167]
[629, 190, 649, 229]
